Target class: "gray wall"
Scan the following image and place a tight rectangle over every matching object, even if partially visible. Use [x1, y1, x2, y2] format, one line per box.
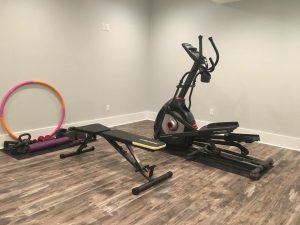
[148, 0, 300, 138]
[0, 0, 299, 139]
[0, 0, 150, 132]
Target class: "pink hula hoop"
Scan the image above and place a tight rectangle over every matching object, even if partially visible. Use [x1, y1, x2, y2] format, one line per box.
[0, 80, 66, 140]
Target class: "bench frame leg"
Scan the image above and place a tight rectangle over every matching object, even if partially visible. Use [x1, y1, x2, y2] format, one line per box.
[104, 138, 172, 195]
[60, 134, 95, 159]
[105, 138, 155, 179]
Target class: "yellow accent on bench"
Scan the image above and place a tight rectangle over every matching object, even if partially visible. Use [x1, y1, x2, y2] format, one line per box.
[132, 139, 166, 151]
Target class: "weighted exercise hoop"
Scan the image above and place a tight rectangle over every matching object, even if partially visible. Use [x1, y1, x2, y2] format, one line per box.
[0, 80, 65, 140]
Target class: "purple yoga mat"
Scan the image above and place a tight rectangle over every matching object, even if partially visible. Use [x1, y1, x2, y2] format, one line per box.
[28, 137, 70, 152]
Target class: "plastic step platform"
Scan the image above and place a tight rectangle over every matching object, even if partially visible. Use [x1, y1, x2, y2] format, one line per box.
[225, 133, 260, 143]
[206, 122, 239, 130]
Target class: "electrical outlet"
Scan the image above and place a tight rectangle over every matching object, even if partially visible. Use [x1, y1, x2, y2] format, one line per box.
[102, 23, 110, 31]
[209, 108, 215, 116]
[106, 105, 110, 111]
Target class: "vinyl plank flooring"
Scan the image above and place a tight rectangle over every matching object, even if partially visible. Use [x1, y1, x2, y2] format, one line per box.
[0, 120, 299, 225]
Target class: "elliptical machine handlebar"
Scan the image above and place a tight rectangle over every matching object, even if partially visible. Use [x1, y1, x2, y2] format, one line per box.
[208, 37, 219, 72]
[177, 35, 220, 98]
[182, 35, 219, 73]
[198, 35, 203, 56]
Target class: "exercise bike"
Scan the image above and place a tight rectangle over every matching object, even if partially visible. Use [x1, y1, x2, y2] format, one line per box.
[154, 35, 273, 180]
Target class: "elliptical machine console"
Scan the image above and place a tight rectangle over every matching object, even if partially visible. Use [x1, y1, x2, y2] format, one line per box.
[154, 35, 273, 180]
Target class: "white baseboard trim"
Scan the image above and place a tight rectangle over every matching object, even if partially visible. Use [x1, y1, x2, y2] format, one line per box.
[1, 110, 299, 151]
[146, 111, 300, 151]
[0, 111, 147, 147]
[145, 111, 158, 121]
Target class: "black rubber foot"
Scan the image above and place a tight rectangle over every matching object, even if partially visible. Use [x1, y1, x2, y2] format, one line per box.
[249, 173, 261, 181]
[249, 165, 265, 180]
[132, 171, 173, 195]
[265, 157, 274, 167]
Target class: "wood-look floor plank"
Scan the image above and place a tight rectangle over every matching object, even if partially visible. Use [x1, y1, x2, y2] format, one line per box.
[0, 120, 299, 225]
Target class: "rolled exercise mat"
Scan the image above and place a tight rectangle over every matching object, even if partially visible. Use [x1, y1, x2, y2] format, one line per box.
[28, 137, 70, 152]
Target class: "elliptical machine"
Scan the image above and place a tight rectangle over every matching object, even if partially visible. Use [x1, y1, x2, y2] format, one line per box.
[154, 35, 273, 180]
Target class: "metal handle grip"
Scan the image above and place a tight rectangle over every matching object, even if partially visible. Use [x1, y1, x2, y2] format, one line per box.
[208, 37, 219, 67]
[198, 35, 203, 56]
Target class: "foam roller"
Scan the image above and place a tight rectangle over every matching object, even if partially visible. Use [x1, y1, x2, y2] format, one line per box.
[28, 137, 70, 152]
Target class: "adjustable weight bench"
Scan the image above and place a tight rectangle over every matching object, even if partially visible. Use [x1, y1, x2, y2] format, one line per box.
[60, 123, 173, 195]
